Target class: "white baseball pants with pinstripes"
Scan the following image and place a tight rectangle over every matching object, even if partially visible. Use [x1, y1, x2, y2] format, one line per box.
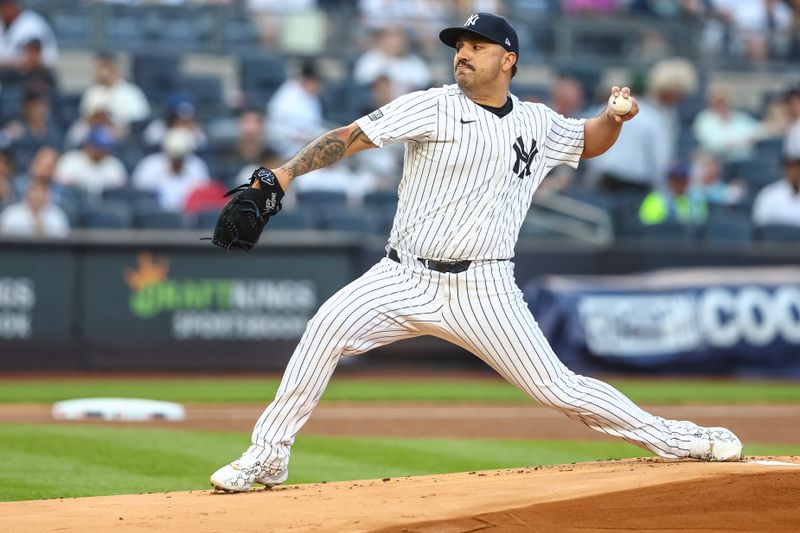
[246, 252, 700, 474]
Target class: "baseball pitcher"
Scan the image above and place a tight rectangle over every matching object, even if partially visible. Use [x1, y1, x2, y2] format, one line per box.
[209, 12, 743, 492]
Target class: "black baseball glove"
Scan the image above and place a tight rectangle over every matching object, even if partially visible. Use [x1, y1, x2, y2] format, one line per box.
[209, 167, 285, 252]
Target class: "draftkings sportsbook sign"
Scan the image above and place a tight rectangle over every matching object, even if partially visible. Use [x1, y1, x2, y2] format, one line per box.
[124, 253, 315, 340]
[81, 251, 339, 342]
[0, 277, 34, 338]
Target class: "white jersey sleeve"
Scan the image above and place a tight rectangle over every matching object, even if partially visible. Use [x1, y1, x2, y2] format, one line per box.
[543, 108, 585, 169]
[355, 90, 439, 148]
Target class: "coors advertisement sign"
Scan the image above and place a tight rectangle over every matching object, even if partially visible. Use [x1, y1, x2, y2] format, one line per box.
[524, 268, 800, 377]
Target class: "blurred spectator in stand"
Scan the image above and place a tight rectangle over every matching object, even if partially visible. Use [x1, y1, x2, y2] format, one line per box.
[80, 51, 150, 138]
[0, 149, 16, 206]
[585, 58, 698, 193]
[639, 161, 708, 225]
[221, 107, 267, 186]
[787, 0, 800, 59]
[2, 91, 62, 162]
[550, 75, 586, 118]
[782, 87, 800, 156]
[358, 0, 452, 58]
[629, 0, 710, 18]
[355, 74, 393, 118]
[688, 152, 747, 206]
[54, 126, 127, 202]
[539, 76, 587, 192]
[267, 60, 325, 157]
[752, 155, 800, 227]
[246, 0, 317, 48]
[563, 0, 620, 16]
[706, 0, 793, 62]
[0, 181, 68, 238]
[143, 91, 207, 150]
[21, 144, 60, 191]
[0, 0, 58, 69]
[351, 75, 403, 192]
[454, 1, 505, 17]
[132, 127, 210, 212]
[183, 180, 229, 217]
[2, 38, 59, 100]
[693, 84, 765, 163]
[64, 90, 120, 149]
[353, 26, 431, 100]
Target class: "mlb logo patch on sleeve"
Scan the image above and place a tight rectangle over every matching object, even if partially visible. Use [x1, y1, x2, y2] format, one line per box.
[369, 110, 384, 121]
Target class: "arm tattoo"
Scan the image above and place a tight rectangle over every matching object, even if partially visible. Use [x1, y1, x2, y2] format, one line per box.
[279, 125, 372, 182]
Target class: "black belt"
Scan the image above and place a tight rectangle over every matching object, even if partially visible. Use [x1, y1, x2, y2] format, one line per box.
[387, 247, 472, 274]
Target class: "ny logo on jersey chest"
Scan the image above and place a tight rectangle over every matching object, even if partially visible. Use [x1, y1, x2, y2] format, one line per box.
[512, 136, 538, 179]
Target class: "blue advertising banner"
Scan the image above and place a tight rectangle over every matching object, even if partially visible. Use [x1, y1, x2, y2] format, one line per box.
[523, 268, 800, 377]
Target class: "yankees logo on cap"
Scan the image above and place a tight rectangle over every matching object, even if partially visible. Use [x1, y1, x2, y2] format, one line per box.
[439, 12, 519, 57]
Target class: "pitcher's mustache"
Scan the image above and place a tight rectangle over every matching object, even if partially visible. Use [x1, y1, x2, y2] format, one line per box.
[456, 61, 474, 71]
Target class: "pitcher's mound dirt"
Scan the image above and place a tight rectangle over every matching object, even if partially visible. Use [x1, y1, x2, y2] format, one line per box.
[2, 457, 798, 533]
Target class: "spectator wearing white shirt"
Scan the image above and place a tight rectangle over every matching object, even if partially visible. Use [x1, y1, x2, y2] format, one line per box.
[246, 0, 317, 46]
[54, 126, 127, 201]
[353, 26, 431, 100]
[693, 84, 764, 163]
[79, 51, 150, 132]
[585, 58, 698, 192]
[132, 127, 210, 212]
[0, 180, 68, 238]
[65, 90, 121, 149]
[266, 60, 325, 157]
[752, 156, 800, 227]
[707, 0, 793, 61]
[782, 87, 800, 157]
[0, 0, 58, 68]
[358, 0, 451, 57]
[0, 149, 16, 207]
[142, 91, 207, 150]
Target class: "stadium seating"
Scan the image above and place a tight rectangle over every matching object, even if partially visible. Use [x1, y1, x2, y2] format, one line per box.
[181, 74, 225, 122]
[296, 191, 348, 210]
[222, 17, 261, 52]
[102, 187, 159, 212]
[265, 210, 318, 231]
[133, 210, 186, 230]
[320, 210, 378, 234]
[132, 53, 182, 106]
[639, 220, 695, 244]
[699, 215, 754, 247]
[80, 203, 133, 229]
[239, 54, 287, 108]
[756, 224, 800, 242]
[195, 210, 221, 231]
[50, 10, 92, 48]
[363, 190, 399, 210]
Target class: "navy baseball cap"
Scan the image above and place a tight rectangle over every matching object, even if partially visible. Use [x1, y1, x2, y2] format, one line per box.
[439, 13, 519, 57]
[86, 126, 115, 151]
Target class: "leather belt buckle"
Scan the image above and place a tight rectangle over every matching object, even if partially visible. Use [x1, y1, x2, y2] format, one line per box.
[388, 248, 471, 274]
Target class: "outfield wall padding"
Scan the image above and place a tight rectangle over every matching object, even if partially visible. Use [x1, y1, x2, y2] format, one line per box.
[1, 231, 798, 373]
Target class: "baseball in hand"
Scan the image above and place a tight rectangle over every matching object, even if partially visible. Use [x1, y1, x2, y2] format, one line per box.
[608, 93, 632, 115]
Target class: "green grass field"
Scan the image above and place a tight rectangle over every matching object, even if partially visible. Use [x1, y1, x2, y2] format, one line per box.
[1, 377, 799, 404]
[1, 377, 798, 502]
[3, 423, 798, 503]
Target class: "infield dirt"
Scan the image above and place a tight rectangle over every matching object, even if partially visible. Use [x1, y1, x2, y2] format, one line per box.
[2, 457, 798, 532]
[3, 403, 800, 444]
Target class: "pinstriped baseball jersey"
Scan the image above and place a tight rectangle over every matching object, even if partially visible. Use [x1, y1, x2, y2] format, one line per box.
[355, 84, 585, 261]
[231, 91, 732, 484]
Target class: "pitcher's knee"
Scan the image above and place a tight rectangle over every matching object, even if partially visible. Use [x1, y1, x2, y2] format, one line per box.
[531, 377, 589, 411]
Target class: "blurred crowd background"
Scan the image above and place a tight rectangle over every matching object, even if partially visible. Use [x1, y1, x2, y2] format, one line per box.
[0, 0, 799, 246]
